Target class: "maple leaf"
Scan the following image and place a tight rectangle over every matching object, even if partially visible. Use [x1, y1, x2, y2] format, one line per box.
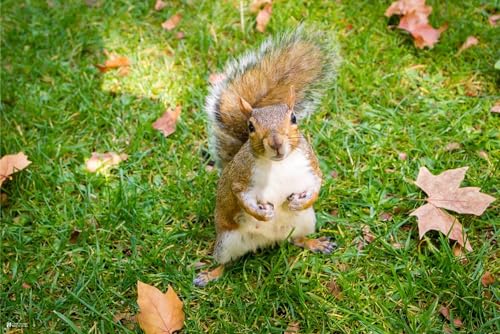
[136, 281, 184, 334]
[386, 0, 446, 48]
[96, 51, 131, 74]
[162, 13, 182, 31]
[256, 3, 272, 33]
[85, 152, 128, 174]
[410, 167, 495, 252]
[0, 152, 31, 187]
[415, 167, 495, 215]
[152, 106, 182, 137]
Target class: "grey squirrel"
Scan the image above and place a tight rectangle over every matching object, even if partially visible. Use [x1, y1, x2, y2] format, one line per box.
[194, 27, 340, 287]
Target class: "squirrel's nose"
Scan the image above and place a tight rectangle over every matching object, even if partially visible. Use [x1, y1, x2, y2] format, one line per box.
[269, 134, 284, 152]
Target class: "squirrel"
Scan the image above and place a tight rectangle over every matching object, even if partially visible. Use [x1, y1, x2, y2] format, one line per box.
[194, 27, 340, 287]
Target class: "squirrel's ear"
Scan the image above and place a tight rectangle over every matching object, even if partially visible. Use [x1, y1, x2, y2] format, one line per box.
[286, 85, 296, 111]
[238, 96, 253, 116]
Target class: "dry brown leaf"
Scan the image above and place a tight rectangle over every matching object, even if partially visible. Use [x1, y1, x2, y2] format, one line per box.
[481, 271, 495, 287]
[0, 152, 31, 187]
[439, 305, 463, 328]
[489, 14, 500, 27]
[379, 212, 393, 221]
[152, 106, 182, 137]
[327, 279, 343, 299]
[458, 36, 479, 54]
[256, 3, 272, 33]
[96, 53, 131, 74]
[137, 281, 184, 334]
[411, 203, 472, 251]
[386, 0, 446, 48]
[85, 152, 128, 174]
[414, 167, 495, 215]
[162, 13, 182, 31]
[22, 282, 32, 289]
[69, 229, 81, 244]
[208, 73, 226, 86]
[444, 142, 461, 152]
[491, 101, 500, 114]
[285, 321, 300, 334]
[176, 31, 185, 40]
[362, 225, 375, 243]
[250, 0, 272, 13]
[154, 0, 167, 11]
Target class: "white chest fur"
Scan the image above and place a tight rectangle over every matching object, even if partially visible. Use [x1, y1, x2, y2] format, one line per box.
[235, 149, 320, 243]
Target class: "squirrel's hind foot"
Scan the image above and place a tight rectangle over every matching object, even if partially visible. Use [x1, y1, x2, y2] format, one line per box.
[193, 265, 224, 287]
[293, 236, 337, 254]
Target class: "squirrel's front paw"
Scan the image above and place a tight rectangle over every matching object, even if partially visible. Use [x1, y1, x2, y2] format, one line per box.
[287, 191, 312, 211]
[254, 202, 274, 221]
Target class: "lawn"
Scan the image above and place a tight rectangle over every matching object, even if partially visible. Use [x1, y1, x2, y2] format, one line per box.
[1, 0, 499, 333]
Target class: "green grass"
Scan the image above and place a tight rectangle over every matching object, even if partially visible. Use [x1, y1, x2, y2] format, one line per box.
[1, 0, 499, 333]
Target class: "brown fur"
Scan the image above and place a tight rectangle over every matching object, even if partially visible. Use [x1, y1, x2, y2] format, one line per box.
[216, 41, 324, 168]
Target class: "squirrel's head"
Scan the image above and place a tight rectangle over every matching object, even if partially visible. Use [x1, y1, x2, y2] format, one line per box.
[239, 86, 300, 161]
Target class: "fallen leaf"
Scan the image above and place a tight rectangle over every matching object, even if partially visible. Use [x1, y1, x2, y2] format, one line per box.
[452, 244, 467, 264]
[414, 167, 495, 215]
[162, 13, 182, 31]
[85, 152, 128, 174]
[0, 152, 31, 187]
[208, 73, 226, 85]
[458, 36, 479, 54]
[489, 14, 500, 27]
[152, 106, 182, 137]
[327, 279, 343, 299]
[386, 0, 446, 48]
[22, 282, 31, 289]
[250, 0, 272, 13]
[113, 311, 136, 324]
[176, 31, 185, 40]
[154, 0, 167, 11]
[411, 203, 472, 251]
[362, 225, 375, 243]
[439, 305, 463, 328]
[379, 212, 393, 221]
[256, 3, 272, 33]
[137, 281, 184, 334]
[481, 271, 495, 287]
[95, 52, 131, 74]
[398, 152, 408, 160]
[444, 142, 461, 151]
[491, 101, 500, 114]
[285, 321, 300, 334]
[69, 229, 81, 244]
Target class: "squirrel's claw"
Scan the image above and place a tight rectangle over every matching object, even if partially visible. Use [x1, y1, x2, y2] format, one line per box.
[193, 265, 224, 287]
[293, 236, 337, 254]
[287, 191, 312, 211]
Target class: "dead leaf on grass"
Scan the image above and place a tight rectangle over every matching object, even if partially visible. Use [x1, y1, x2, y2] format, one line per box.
[285, 321, 300, 334]
[439, 305, 464, 328]
[444, 142, 461, 152]
[162, 13, 182, 31]
[327, 279, 343, 299]
[250, 0, 272, 13]
[457, 36, 479, 54]
[0, 152, 31, 187]
[491, 101, 500, 114]
[256, 3, 272, 33]
[136, 281, 184, 334]
[85, 152, 128, 174]
[385, 0, 447, 48]
[152, 106, 182, 137]
[154, 0, 167, 11]
[95, 51, 131, 74]
[69, 230, 81, 244]
[489, 14, 500, 27]
[379, 212, 393, 221]
[481, 271, 495, 287]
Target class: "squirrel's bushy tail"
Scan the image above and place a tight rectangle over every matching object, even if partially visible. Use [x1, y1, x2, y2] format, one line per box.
[206, 26, 341, 169]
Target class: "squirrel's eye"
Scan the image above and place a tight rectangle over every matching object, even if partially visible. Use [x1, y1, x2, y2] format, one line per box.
[291, 113, 297, 124]
[248, 121, 255, 132]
